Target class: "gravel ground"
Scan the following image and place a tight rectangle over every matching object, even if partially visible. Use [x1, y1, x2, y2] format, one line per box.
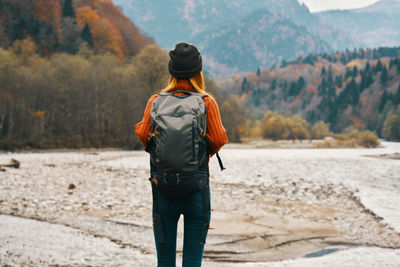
[0, 141, 399, 266]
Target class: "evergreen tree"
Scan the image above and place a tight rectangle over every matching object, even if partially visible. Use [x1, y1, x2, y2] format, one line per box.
[368, 73, 374, 87]
[321, 66, 326, 76]
[340, 54, 346, 65]
[352, 66, 358, 77]
[282, 80, 288, 90]
[81, 23, 93, 48]
[328, 65, 333, 76]
[335, 75, 343, 88]
[345, 67, 352, 79]
[271, 79, 277, 90]
[241, 77, 248, 94]
[381, 66, 389, 85]
[319, 78, 326, 94]
[379, 91, 389, 112]
[394, 85, 400, 105]
[296, 76, 305, 93]
[256, 67, 261, 76]
[62, 0, 76, 18]
[360, 49, 365, 58]
[360, 72, 368, 91]
[327, 85, 336, 98]
[376, 60, 383, 72]
[327, 72, 333, 86]
[349, 78, 359, 105]
[289, 81, 297, 96]
[365, 61, 371, 72]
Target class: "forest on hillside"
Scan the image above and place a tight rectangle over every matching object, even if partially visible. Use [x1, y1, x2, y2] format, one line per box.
[0, 41, 225, 150]
[217, 47, 400, 142]
[1, 39, 400, 149]
[0, 0, 153, 57]
[0, 42, 164, 149]
[0, 0, 155, 149]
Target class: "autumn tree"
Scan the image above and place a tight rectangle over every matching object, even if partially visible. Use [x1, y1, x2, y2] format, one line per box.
[382, 111, 400, 141]
[286, 114, 310, 140]
[261, 111, 310, 140]
[220, 94, 246, 142]
[311, 121, 332, 139]
[262, 111, 289, 140]
[0, 0, 151, 57]
[10, 38, 38, 65]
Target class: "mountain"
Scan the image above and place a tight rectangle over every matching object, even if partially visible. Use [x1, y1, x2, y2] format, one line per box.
[317, 0, 400, 48]
[114, 0, 350, 49]
[194, 9, 330, 74]
[114, 0, 352, 73]
[0, 0, 153, 57]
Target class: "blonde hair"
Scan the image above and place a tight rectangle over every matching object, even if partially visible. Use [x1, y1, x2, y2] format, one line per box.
[161, 71, 208, 95]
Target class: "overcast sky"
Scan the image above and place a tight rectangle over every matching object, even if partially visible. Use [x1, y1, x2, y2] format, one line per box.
[298, 0, 380, 12]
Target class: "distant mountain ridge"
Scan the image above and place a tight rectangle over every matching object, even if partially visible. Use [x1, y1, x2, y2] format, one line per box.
[354, 0, 400, 13]
[317, 0, 400, 49]
[194, 8, 330, 75]
[115, 0, 400, 74]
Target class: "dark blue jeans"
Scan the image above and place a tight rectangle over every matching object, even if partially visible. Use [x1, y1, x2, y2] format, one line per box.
[153, 189, 211, 267]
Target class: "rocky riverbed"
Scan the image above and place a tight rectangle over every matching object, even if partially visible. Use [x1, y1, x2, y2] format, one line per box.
[1, 142, 400, 266]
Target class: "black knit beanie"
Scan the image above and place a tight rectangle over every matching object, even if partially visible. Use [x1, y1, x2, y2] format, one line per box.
[168, 42, 202, 79]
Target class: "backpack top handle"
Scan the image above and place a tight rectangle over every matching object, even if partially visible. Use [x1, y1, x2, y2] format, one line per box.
[166, 90, 194, 99]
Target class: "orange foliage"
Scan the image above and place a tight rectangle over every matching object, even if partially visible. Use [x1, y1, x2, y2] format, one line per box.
[33, 0, 62, 42]
[76, 6, 126, 58]
[30, 109, 48, 120]
[76, 6, 100, 26]
[97, 18, 125, 58]
[91, 0, 115, 6]
[347, 59, 362, 68]
[34, 0, 61, 23]
[334, 66, 342, 73]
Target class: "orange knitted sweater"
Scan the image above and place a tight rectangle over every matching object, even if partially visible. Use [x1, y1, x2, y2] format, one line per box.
[134, 80, 228, 157]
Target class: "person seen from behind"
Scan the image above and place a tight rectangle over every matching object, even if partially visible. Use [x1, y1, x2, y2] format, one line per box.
[135, 42, 228, 267]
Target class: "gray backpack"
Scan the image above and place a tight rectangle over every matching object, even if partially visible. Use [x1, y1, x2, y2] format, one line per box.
[151, 91, 208, 172]
[147, 90, 210, 197]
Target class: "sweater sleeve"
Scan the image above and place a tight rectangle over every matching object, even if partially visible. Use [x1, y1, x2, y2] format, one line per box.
[203, 96, 228, 157]
[134, 94, 159, 149]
